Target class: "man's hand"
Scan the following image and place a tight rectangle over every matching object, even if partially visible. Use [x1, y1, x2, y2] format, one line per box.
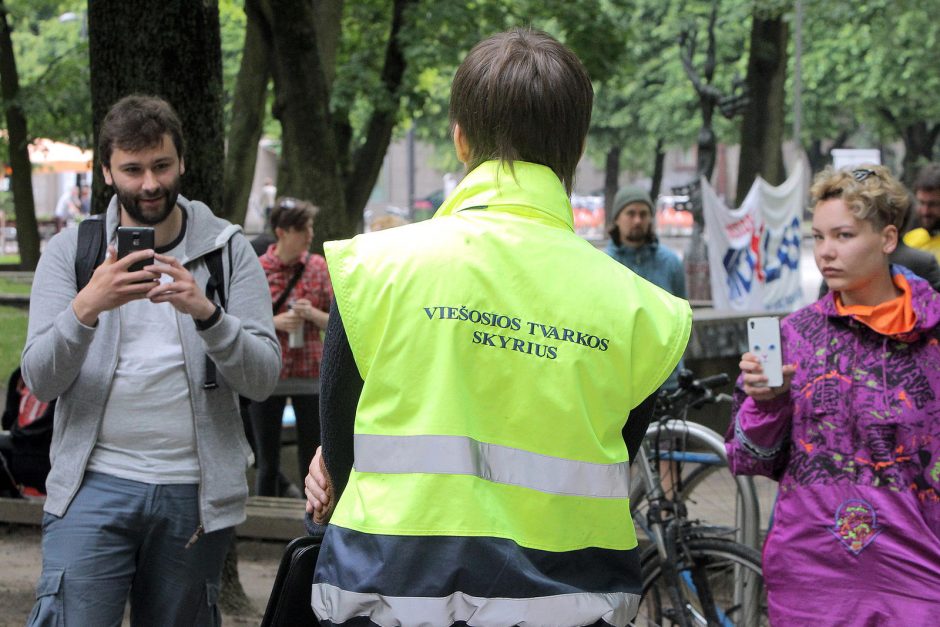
[304, 446, 334, 523]
[145, 253, 217, 320]
[72, 246, 159, 326]
[740, 351, 797, 402]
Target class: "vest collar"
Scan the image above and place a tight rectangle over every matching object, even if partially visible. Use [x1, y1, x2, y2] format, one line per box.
[434, 161, 574, 232]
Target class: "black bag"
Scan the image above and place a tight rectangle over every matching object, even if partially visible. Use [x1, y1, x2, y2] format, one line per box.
[260, 535, 322, 627]
[1, 367, 55, 495]
[2, 367, 55, 443]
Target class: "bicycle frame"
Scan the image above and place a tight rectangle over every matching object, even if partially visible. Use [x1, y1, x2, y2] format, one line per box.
[644, 419, 761, 550]
[632, 422, 764, 626]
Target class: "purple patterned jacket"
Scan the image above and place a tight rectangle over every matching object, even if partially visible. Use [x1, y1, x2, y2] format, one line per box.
[726, 267, 940, 625]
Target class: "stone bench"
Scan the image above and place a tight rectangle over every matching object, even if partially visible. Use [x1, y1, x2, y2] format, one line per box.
[0, 495, 308, 541]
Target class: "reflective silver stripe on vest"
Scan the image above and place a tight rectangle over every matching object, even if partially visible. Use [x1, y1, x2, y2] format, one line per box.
[353, 434, 630, 498]
[311, 582, 640, 627]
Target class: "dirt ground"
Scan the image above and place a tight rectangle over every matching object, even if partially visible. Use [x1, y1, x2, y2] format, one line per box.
[0, 523, 283, 626]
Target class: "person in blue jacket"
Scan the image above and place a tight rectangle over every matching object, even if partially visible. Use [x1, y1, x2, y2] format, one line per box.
[606, 185, 686, 299]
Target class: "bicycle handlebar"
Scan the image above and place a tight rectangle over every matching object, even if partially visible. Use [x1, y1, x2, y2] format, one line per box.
[696, 373, 731, 390]
[657, 370, 731, 414]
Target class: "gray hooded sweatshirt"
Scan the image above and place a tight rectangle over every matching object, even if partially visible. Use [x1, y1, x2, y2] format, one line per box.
[21, 196, 281, 532]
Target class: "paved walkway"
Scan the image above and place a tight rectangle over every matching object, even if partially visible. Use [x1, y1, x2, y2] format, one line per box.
[682, 471, 778, 538]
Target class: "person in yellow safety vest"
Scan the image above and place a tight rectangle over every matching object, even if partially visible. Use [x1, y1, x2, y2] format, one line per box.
[903, 163, 940, 263]
[303, 28, 692, 627]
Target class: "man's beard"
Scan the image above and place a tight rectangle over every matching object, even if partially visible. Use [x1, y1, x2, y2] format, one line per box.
[922, 214, 940, 234]
[116, 177, 181, 226]
[624, 227, 651, 244]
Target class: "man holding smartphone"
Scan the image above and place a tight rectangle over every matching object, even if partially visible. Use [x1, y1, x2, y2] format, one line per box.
[21, 95, 281, 626]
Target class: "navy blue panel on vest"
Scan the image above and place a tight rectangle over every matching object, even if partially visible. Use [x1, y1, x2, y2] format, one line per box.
[315, 525, 643, 599]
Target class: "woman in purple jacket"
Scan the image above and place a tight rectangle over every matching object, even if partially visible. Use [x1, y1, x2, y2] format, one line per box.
[727, 165, 940, 624]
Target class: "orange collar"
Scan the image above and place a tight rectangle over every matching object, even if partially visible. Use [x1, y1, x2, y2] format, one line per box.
[835, 273, 916, 336]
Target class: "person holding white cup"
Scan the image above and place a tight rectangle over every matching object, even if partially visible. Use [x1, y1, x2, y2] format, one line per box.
[249, 197, 332, 497]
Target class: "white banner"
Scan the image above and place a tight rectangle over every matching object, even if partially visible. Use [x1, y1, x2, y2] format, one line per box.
[702, 162, 805, 311]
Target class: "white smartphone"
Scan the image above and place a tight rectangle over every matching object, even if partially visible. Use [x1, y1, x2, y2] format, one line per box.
[747, 317, 783, 387]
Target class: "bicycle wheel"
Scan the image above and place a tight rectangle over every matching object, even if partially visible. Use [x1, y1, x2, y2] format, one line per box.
[633, 536, 768, 627]
[631, 420, 764, 549]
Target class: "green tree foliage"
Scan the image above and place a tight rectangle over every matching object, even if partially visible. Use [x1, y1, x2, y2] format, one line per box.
[797, 0, 940, 182]
[219, 0, 249, 133]
[5, 0, 940, 237]
[400, 0, 634, 178]
[7, 1, 90, 147]
[586, 0, 749, 212]
[222, 0, 633, 245]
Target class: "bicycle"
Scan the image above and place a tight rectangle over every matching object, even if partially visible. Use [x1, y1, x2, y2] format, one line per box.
[630, 371, 763, 549]
[630, 372, 769, 626]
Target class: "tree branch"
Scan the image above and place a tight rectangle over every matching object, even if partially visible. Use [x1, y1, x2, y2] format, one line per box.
[703, 1, 717, 83]
[877, 106, 902, 136]
[221, 0, 273, 223]
[678, 28, 704, 95]
[927, 122, 940, 152]
[344, 0, 415, 219]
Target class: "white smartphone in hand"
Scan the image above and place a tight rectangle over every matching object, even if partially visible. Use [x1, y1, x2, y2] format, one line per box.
[747, 317, 783, 387]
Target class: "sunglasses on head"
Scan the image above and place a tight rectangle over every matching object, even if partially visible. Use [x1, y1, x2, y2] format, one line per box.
[851, 168, 878, 182]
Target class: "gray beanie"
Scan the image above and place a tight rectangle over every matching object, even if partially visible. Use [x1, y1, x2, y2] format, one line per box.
[612, 185, 654, 217]
[609, 185, 655, 244]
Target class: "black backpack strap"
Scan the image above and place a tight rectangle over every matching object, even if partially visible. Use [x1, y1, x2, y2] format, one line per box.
[204, 246, 226, 309]
[201, 243, 228, 390]
[75, 216, 107, 292]
[272, 262, 305, 314]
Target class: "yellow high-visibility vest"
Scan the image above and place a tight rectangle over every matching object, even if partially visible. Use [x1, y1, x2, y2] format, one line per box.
[904, 228, 940, 263]
[324, 160, 691, 552]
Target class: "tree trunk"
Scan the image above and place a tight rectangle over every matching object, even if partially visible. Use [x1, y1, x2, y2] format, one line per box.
[88, 1, 225, 214]
[342, 0, 415, 236]
[603, 145, 620, 222]
[735, 12, 788, 205]
[0, 3, 39, 270]
[313, 0, 344, 89]
[222, 0, 272, 225]
[900, 120, 940, 188]
[650, 138, 665, 202]
[268, 0, 348, 251]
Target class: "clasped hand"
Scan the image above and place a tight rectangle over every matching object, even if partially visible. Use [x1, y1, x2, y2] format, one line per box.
[304, 446, 333, 523]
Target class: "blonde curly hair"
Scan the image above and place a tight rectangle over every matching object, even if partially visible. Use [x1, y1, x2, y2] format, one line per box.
[810, 164, 910, 230]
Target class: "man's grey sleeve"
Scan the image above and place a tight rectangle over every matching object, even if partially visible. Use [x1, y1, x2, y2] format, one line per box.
[21, 229, 98, 401]
[197, 234, 281, 401]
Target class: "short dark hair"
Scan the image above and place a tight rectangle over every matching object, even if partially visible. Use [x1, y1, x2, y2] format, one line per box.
[913, 163, 940, 193]
[270, 197, 317, 231]
[448, 29, 593, 194]
[98, 95, 185, 168]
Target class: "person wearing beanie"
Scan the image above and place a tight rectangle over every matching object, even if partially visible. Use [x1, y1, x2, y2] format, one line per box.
[606, 185, 687, 388]
[606, 185, 686, 298]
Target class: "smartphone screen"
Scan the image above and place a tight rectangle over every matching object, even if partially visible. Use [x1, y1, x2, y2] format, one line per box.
[747, 317, 783, 387]
[117, 226, 155, 273]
